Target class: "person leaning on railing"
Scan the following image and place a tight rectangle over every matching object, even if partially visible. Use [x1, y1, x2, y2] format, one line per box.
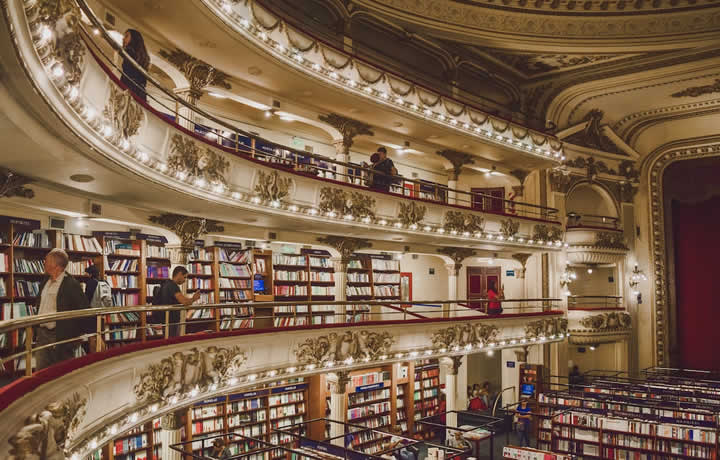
[121, 29, 150, 102]
[367, 147, 398, 193]
[36, 248, 98, 370]
[151, 266, 201, 337]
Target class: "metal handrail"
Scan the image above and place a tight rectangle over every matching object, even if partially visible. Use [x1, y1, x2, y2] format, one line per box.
[566, 212, 620, 229]
[567, 295, 623, 310]
[74, 0, 559, 221]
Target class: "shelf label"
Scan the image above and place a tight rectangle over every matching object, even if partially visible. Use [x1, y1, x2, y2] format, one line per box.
[271, 383, 308, 394]
[301, 249, 331, 256]
[230, 389, 269, 400]
[136, 233, 168, 243]
[214, 241, 245, 249]
[355, 382, 384, 392]
[0, 216, 41, 229]
[194, 239, 205, 247]
[198, 396, 225, 405]
[93, 231, 132, 239]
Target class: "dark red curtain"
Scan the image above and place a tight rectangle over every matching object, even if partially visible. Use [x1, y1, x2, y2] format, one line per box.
[673, 195, 720, 370]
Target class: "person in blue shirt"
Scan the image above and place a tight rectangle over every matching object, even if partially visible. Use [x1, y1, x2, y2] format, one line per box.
[515, 398, 532, 447]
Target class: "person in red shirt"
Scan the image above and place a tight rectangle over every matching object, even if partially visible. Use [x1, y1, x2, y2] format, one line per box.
[468, 389, 488, 411]
[486, 280, 503, 315]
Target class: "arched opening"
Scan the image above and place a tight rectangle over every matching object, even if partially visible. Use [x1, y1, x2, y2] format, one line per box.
[566, 182, 618, 219]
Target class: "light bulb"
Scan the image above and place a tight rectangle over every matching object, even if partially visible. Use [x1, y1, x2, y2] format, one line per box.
[587, 268, 593, 274]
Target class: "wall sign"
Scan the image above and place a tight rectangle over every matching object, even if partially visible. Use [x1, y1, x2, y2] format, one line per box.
[506, 270, 515, 277]
[506, 361, 516, 368]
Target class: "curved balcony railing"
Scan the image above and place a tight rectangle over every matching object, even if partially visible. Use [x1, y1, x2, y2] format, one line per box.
[0, 297, 562, 380]
[568, 295, 623, 311]
[74, 2, 558, 223]
[566, 213, 620, 231]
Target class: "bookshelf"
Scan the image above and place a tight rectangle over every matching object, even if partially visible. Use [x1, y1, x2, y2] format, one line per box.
[216, 244, 254, 331]
[144, 234, 170, 305]
[111, 423, 152, 460]
[345, 368, 393, 454]
[369, 255, 401, 301]
[413, 359, 440, 439]
[503, 446, 573, 460]
[393, 362, 411, 435]
[186, 244, 216, 332]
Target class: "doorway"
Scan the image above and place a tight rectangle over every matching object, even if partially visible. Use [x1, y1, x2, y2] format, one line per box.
[467, 266, 501, 311]
[472, 187, 505, 213]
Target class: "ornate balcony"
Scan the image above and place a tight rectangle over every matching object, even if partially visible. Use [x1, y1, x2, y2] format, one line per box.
[567, 298, 631, 346]
[565, 214, 627, 265]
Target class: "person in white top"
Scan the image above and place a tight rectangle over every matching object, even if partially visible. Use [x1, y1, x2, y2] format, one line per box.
[35, 249, 95, 371]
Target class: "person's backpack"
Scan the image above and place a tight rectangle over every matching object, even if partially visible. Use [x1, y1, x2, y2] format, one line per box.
[91, 280, 113, 307]
[151, 283, 163, 305]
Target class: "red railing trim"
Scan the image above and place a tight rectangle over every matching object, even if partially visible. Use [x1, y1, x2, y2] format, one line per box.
[0, 310, 562, 411]
[83, 36, 560, 225]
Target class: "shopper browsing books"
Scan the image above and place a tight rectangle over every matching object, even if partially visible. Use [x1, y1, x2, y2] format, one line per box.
[209, 438, 231, 459]
[153, 266, 201, 337]
[368, 147, 398, 193]
[515, 399, 532, 447]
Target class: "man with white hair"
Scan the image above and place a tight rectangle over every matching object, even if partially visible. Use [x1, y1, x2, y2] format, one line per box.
[35, 248, 96, 370]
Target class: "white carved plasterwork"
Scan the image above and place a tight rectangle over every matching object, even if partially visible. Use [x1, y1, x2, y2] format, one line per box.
[646, 140, 720, 367]
[568, 310, 632, 345]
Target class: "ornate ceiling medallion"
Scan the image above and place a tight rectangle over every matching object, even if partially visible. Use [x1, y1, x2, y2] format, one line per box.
[134, 346, 247, 403]
[8, 392, 86, 460]
[398, 201, 427, 227]
[255, 170, 292, 203]
[295, 331, 395, 365]
[0, 167, 34, 199]
[444, 210, 484, 234]
[167, 134, 229, 186]
[319, 187, 376, 220]
[431, 323, 500, 349]
[103, 85, 145, 140]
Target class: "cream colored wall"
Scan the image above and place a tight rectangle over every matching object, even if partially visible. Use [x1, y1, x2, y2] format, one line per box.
[467, 351, 502, 398]
[571, 266, 618, 297]
[398, 254, 448, 317]
[569, 343, 624, 375]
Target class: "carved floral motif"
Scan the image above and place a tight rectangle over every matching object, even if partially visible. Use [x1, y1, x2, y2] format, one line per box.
[564, 109, 625, 155]
[398, 201, 426, 227]
[436, 247, 476, 268]
[255, 170, 292, 203]
[148, 213, 224, 252]
[167, 134, 230, 186]
[431, 323, 500, 349]
[671, 79, 720, 98]
[578, 312, 631, 331]
[316, 236, 372, 260]
[444, 211, 484, 234]
[319, 187, 375, 219]
[36, 0, 85, 86]
[103, 85, 145, 139]
[0, 168, 34, 199]
[317, 113, 373, 151]
[437, 150, 474, 180]
[525, 318, 568, 338]
[500, 219, 520, 238]
[134, 346, 247, 403]
[595, 232, 627, 250]
[295, 331, 395, 364]
[8, 392, 86, 460]
[159, 49, 231, 96]
[532, 224, 564, 242]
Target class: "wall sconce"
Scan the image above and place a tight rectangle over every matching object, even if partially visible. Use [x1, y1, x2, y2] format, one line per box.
[629, 264, 647, 303]
[559, 263, 577, 296]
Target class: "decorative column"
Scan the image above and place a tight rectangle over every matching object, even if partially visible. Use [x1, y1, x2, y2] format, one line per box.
[0, 167, 35, 199]
[512, 253, 532, 308]
[159, 49, 232, 131]
[160, 410, 186, 460]
[327, 371, 350, 446]
[318, 113, 374, 182]
[441, 356, 463, 436]
[437, 150, 474, 205]
[437, 247, 476, 317]
[317, 236, 372, 321]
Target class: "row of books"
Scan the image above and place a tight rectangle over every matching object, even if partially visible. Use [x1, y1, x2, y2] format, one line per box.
[310, 286, 333, 296]
[188, 307, 214, 319]
[62, 234, 103, 253]
[348, 388, 390, 406]
[192, 404, 222, 419]
[218, 249, 250, 264]
[502, 447, 573, 460]
[347, 272, 369, 282]
[269, 402, 305, 418]
[374, 285, 400, 297]
[351, 371, 388, 387]
[374, 273, 400, 283]
[107, 275, 139, 289]
[107, 258, 138, 272]
[189, 248, 213, 261]
[0, 278, 5, 297]
[191, 418, 224, 435]
[371, 259, 400, 271]
[347, 286, 372, 296]
[1, 302, 36, 320]
[273, 317, 309, 327]
[254, 259, 266, 273]
[0, 253, 7, 272]
[113, 433, 148, 454]
[13, 280, 40, 297]
[105, 312, 140, 323]
[275, 270, 308, 281]
[14, 231, 51, 248]
[218, 278, 251, 289]
[146, 265, 169, 279]
[415, 388, 439, 399]
[219, 290, 251, 302]
[106, 240, 140, 256]
[187, 278, 212, 289]
[219, 263, 251, 277]
[67, 260, 93, 276]
[347, 401, 391, 420]
[188, 263, 212, 275]
[311, 272, 333, 281]
[146, 245, 169, 258]
[220, 318, 253, 329]
[273, 285, 307, 296]
[269, 391, 304, 406]
[104, 328, 139, 341]
[273, 254, 306, 266]
[309, 256, 331, 268]
[274, 305, 308, 314]
[347, 260, 364, 269]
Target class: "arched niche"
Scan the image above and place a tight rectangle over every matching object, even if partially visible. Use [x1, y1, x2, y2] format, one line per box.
[566, 181, 619, 218]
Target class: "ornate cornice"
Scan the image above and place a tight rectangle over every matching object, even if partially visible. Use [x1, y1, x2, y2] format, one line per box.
[134, 346, 247, 403]
[564, 109, 625, 156]
[431, 323, 499, 350]
[436, 246, 476, 268]
[159, 49, 231, 97]
[549, 167, 572, 194]
[319, 187, 376, 219]
[316, 235, 372, 259]
[443, 210, 484, 234]
[167, 134, 230, 186]
[525, 317, 568, 339]
[0, 168, 34, 199]
[317, 113, 374, 149]
[148, 213, 224, 253]
[437, 149, 474, 180]
[295, 330, 395, 365]
[595, 231, 628, 250]
[576, 311, 631, 332]
[671, 78, 720, 98]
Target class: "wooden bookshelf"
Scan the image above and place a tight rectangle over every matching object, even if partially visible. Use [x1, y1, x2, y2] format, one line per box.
[413, 358, 440, 439]
[216, 244, 254, 331]
[186, 244, 216, 332]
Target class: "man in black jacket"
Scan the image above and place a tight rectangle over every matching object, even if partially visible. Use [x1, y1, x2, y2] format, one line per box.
[35, 248, 97, 370]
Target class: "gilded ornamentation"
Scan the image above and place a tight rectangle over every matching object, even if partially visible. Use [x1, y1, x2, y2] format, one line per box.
[564, 155, 618, 178]
[319, 187, 375, 219]
[431, 323, 500, 349]
[398, 201, 426, 227]
[619, 181, 639, 203]
[0, 168, 34, 199]
[671, 79, 720, 98]
[437, 150, 474, 180]
[318, 113, 373, 152]
[618, 160, 640, 182]
[532, 224, 564, 242]
[134, 346, 247, 403]
[149, 213, 224, 253]
[444, 211, 484, 234]
[159, 49, 231, 96]
[36, 0, 85, 85]
[167, 134, 230, 186]
[436, 247, 476, 268]
[317, 236, 372, 259]
[511, 253, 532, 279]
[295, 331, 395, 364]
[255, 170, 293, 203]
[8, 392, 86, 460]
[595, 232, 627, 250]
[103, 85, 145, 140]
[525, 318, 568, 339]
[160, 410, 185, 431]
[549, 168, 572, 193]
[564, 109, 624, 155]
[579, 312, 631, 331]
[500, 219, 519, 239]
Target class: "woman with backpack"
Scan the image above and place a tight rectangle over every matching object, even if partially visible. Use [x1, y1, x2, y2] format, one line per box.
[85, 265, 113, 307]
